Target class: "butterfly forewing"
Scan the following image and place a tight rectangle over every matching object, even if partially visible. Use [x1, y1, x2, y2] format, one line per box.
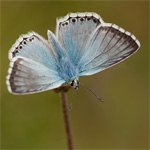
[9, 32, 57, 70]
[78, 23, 140, 76]
[56, 12, 103, 65]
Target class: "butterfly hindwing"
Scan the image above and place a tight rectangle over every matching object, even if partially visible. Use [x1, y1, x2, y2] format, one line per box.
[56, 12, 103, 65]
[78, 23, 140, 76]
[6, 57, 65, 94]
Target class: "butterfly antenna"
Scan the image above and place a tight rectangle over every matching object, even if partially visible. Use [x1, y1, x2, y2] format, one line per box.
[79, 81, 104, 102]
[70, 88, 75, 112]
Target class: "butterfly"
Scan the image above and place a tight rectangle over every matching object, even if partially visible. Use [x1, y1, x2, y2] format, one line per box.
[6, 12, 140, 95]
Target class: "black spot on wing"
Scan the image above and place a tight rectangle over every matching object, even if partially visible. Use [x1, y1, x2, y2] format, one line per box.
[59, 13, 101, 28]
[12, 34, 36, 58]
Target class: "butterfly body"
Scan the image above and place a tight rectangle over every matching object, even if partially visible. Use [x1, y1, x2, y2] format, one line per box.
[6, 12, 140, 94]
[58, 56, 79, 83]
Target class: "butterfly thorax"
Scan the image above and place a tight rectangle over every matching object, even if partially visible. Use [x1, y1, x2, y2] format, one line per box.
[58, 57, 79, 88]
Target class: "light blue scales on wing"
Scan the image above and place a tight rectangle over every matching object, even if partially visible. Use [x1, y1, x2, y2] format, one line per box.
[6, 12, 140, 95]
[56, 12, 103, 65]
[9, 32, 57, 70]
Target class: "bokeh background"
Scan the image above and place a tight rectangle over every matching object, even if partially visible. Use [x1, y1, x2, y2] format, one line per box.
[1, 1, 149, 149]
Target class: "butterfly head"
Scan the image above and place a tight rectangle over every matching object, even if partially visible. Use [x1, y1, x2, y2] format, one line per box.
[69, 78, 79, 90]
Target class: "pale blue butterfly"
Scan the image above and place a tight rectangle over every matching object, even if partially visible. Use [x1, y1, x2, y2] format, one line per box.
[6, 12, 140, 94]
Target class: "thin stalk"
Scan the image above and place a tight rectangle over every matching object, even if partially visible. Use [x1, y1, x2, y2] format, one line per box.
[59, 92, 73, 150]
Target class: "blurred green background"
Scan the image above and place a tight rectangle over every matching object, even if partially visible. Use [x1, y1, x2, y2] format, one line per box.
[1, 1, 149, 149]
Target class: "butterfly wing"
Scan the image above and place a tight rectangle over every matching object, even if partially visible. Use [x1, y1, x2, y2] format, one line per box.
[6, 57, 65, 94]
[56, 12, 104, 65]
[9, 32, 57, 70]
[7, 32, 65, 94]
[78, 23, 140, 76]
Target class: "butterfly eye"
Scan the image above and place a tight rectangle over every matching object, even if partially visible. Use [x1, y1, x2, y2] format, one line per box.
[70, 81, 74, 86]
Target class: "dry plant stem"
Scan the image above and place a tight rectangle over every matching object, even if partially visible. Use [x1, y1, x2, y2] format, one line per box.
[60, 92, 73, 150]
